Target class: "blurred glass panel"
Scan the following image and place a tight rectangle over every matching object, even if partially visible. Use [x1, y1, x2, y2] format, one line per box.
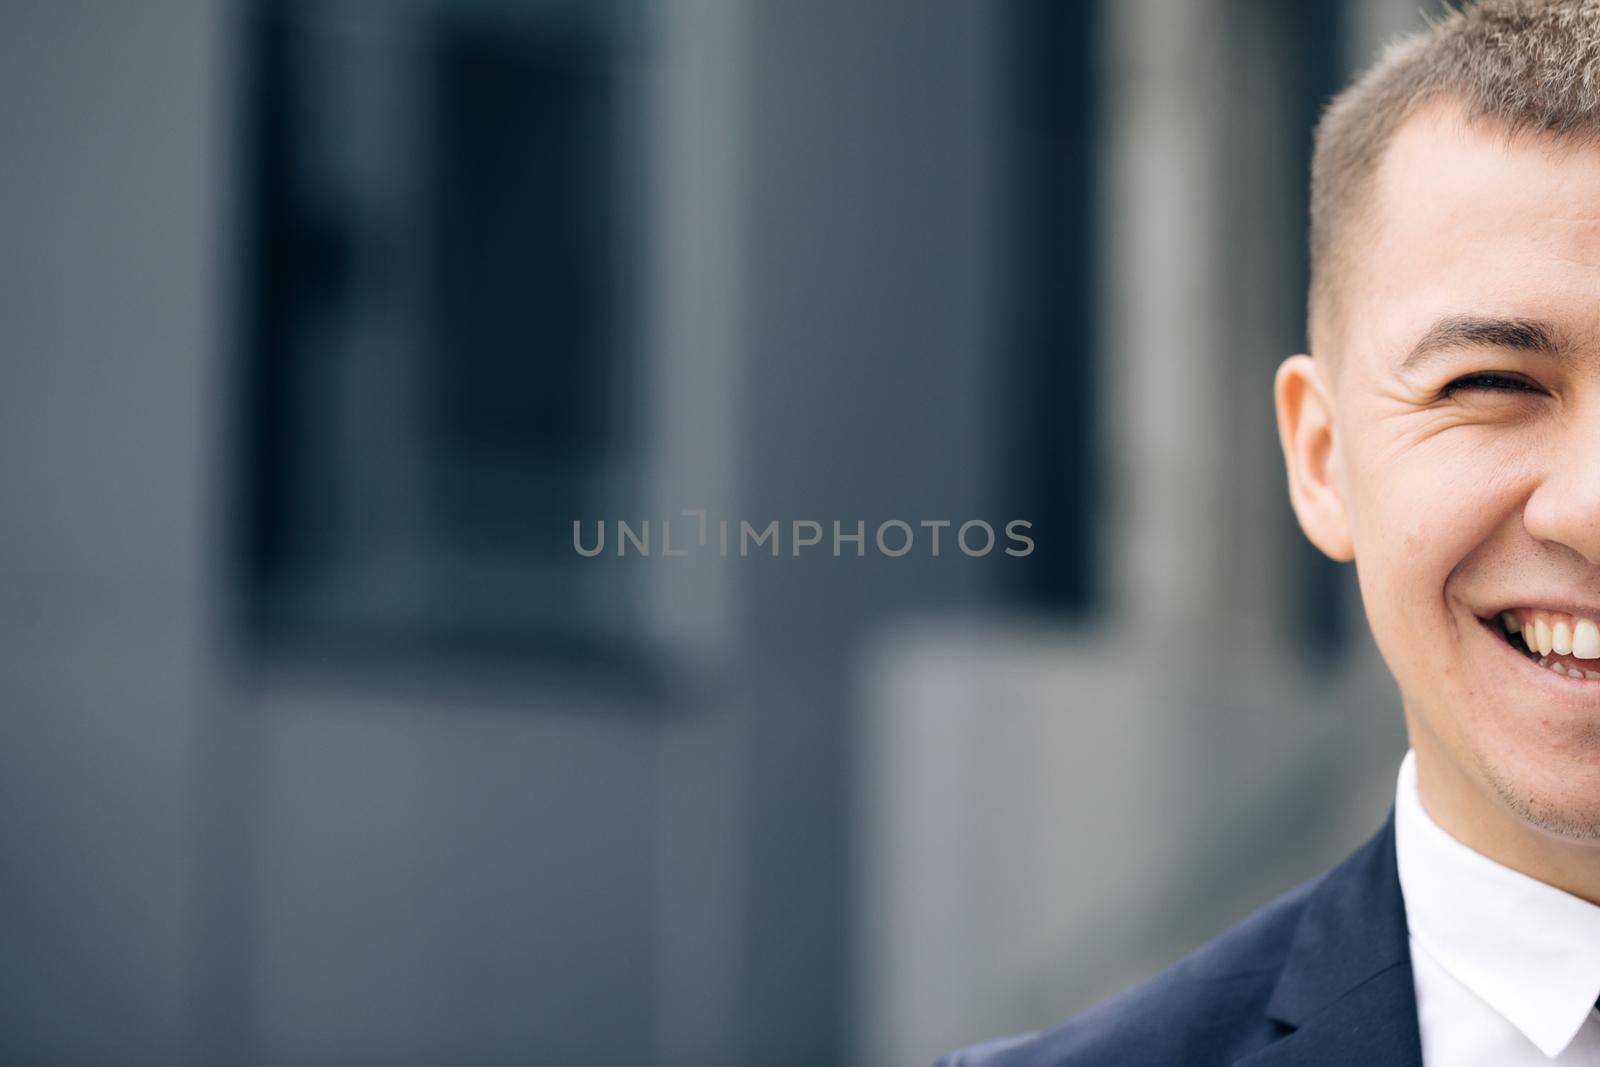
[237, 0, 650, 666]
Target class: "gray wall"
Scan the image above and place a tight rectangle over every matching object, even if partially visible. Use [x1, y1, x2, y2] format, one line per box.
[226, 677, 661, 1066]
[0, 2, 220, 1062]
[738, 1, 1006, 1062]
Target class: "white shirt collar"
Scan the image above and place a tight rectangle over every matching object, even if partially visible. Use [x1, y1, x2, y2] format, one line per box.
[1394, 749, 1600, 1058]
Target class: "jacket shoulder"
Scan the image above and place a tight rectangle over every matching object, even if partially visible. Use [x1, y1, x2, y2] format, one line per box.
[934, 874, 1319, 1067]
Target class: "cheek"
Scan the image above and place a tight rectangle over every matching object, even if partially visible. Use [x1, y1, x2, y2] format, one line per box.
[1347, 432, 1526, 636]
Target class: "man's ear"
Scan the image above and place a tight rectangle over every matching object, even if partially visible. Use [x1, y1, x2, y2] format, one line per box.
[1274, 354, 1354, 562]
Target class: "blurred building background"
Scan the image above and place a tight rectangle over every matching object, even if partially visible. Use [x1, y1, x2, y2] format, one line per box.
[0, 0, 1427, 1064]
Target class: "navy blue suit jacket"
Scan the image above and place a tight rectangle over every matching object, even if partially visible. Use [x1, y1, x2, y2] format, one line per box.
[936, 815, 1423, 1066]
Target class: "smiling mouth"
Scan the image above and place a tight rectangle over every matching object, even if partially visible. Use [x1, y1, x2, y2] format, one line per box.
[1491, 608, 1600, 681]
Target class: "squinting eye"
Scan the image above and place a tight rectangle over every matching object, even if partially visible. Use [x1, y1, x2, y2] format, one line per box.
[1439, 372, 1541, 397]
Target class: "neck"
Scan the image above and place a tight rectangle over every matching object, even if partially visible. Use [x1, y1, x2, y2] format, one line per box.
[1408, 721, 1600, 905]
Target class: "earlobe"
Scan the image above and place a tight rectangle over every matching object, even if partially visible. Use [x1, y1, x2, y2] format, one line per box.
[1274, 354, 1354, 562]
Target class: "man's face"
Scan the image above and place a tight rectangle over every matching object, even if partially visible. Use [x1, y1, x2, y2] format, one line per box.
[1287, 100, 1600, 838]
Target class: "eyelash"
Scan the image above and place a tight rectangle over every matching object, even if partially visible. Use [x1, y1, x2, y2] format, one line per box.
[1439, 372, 1541, 397]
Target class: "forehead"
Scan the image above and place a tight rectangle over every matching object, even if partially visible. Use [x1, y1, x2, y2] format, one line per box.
[1345, 100, 1600, 373]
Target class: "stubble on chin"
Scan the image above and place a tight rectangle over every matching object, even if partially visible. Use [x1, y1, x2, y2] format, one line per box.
[1482, 751, 1600, 843]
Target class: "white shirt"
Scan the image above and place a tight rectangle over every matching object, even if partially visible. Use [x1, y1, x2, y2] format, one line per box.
[1394, 749, 1600, 1063]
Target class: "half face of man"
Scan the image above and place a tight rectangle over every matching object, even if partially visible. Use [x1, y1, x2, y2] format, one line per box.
[1278, 99, 1600, 847]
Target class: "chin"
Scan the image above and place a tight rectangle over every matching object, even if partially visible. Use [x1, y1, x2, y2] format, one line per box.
[1480, 742, 1600, 843]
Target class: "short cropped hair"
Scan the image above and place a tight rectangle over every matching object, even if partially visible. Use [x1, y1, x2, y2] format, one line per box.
[1309, 0, 1600, 352]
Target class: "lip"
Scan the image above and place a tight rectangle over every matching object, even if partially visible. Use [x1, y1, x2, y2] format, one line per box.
[1477, 600, 1600, 622]
[1474, 613, 1600, 706]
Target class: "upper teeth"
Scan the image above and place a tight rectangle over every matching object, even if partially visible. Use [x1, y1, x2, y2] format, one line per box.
[1502, 609, 1600, 659]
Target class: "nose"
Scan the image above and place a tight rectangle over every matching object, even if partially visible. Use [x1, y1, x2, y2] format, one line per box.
[1523, 409, 1600, 566]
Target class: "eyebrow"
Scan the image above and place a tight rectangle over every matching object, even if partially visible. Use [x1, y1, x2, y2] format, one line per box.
[1401, 314, 1565, 371]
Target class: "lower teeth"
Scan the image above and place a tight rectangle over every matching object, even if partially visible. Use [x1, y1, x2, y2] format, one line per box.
[1535, 655, 1600, 680]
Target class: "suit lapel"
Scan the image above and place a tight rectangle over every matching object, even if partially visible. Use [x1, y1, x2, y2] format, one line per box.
[1237, 813, 1422, 1067]
[1234, 965, 1420, 1066]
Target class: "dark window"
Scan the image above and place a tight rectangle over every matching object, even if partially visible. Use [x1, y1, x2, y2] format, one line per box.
[1005, 0, 1100, 612]
[236, 0, 648, 666]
